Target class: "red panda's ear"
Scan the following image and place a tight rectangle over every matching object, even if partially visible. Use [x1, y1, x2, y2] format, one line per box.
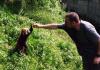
[21, 28, 27, 35]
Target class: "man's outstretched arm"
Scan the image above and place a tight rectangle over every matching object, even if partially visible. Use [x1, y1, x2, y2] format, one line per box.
[32, 23, 63, 29]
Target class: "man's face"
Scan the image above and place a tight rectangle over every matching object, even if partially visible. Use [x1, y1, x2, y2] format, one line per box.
[65, 18, 75, 28]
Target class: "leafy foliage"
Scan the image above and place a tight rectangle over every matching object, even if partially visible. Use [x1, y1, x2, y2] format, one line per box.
[0, 0, 64, 23]
[0, 0, 82, 70]
[0, 10, 82, 70]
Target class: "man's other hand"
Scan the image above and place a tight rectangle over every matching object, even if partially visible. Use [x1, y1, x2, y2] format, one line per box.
[93, 57, 100, 64]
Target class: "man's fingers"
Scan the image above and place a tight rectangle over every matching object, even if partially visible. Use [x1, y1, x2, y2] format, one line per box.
[32, 24, 39, 28]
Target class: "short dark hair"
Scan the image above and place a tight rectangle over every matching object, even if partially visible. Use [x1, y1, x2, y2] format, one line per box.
[65, 12, 80, 23]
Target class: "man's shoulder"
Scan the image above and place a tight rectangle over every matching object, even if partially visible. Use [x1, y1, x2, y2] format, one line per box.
[80, 20, 95, 29]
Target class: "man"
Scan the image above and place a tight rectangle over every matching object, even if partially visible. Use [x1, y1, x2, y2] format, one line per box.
[32, 12, 100, 70]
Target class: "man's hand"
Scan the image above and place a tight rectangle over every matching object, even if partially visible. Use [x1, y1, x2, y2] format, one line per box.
[32, 24, 40, 28]
[93, 57, 100, 64]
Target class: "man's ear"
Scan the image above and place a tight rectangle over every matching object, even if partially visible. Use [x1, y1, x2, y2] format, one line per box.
[73, 21, 76, 24]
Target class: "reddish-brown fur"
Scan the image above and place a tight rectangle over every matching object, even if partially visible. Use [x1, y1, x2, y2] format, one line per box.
[14, 25, 33, 54]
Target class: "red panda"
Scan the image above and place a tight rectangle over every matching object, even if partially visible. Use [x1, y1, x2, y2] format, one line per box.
[14, 25, 33, 54]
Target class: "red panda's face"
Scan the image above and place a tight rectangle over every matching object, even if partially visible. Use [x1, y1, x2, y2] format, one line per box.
[21, 28, 30, 35]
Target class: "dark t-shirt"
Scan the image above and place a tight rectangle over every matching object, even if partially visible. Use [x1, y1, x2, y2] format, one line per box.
[58, 20, 100, 57]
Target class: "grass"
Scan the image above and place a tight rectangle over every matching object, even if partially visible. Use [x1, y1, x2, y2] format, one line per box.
[0, 8, 82, 70]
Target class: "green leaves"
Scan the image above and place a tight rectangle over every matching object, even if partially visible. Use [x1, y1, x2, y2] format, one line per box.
[0, 6, 82, 70]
